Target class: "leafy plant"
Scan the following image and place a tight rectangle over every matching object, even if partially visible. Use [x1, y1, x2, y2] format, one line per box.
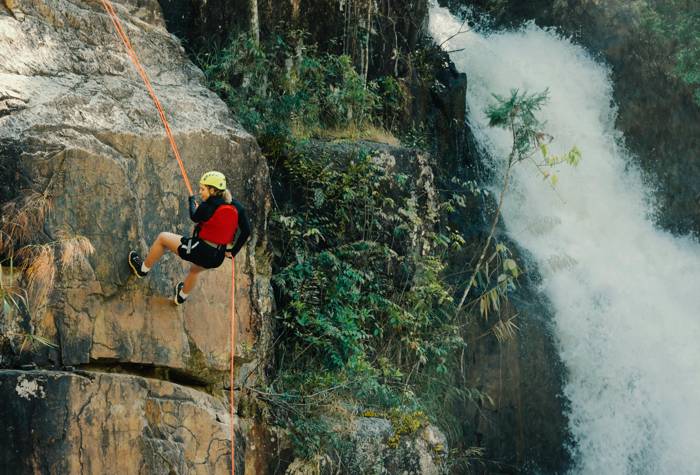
[455, 89, 580, 317]
[643, 0, 700, 104]
[265, 143, 468, 460]
[198, 32, 397, 141]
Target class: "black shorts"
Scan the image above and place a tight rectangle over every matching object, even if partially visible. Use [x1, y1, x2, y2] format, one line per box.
[177, 237, 225, 269]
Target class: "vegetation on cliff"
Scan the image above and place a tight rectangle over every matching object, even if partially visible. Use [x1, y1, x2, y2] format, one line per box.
[190, 8, 575, 472]
[643, 0, 700, 105]
[193, 28, 468, 470]
[0, 191, 94, 366]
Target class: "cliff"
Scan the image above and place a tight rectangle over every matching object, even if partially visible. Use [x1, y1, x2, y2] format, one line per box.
[1, 0, 274, 471]
[0, 0, 571, 473]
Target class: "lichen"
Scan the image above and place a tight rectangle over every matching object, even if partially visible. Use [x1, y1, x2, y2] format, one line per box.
[15, 376, 46, 400]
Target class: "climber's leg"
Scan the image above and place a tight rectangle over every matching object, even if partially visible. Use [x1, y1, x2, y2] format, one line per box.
[183, 264, 206, 294]
[144, 232, 182, 268]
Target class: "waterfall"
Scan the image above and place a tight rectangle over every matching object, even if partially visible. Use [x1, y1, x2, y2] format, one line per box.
[430, 5, 700, 474]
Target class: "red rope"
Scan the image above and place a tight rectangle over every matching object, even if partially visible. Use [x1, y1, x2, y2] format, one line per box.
[230, 259, 236, 475]
[100, 1, 237, 471]
[99, 0, 193, 196]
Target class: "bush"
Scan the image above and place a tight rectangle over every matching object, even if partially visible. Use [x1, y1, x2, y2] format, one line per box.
[643, 0, 700, 104]
[198, 33, 394, 139]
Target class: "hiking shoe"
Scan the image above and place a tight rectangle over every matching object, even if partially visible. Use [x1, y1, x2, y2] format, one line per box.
[174, 282, 187, 305]
[128, 251, 148, 278]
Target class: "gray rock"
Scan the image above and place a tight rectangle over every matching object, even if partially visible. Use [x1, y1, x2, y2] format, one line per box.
[285, 416, 447, 475]
[0, 0, 273, 384]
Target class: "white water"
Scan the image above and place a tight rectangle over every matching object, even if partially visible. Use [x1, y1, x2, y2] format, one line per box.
[430, 5, 700, 474]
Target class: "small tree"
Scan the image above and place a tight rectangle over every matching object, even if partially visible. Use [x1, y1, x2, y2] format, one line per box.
[455, 89, 581, 316]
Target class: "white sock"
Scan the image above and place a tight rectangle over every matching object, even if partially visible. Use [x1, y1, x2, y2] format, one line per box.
[178, 290, 189, 299]
[141, 263, 150, 273]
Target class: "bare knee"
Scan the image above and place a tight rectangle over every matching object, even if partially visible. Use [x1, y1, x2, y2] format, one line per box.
[154, 232, 181, 253]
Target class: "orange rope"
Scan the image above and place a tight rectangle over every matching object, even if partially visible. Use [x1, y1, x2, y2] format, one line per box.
[230, 259, 236, 475]
[99, 0, 193, 196]
[100, 1, 237, 471]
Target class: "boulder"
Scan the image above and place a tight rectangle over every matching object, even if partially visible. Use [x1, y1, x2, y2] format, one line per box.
[285, 416, 447, 475]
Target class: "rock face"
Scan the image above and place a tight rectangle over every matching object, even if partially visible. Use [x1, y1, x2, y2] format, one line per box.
[286, 417, 447, 475]
[0, 370, 235, 474]
[0, 0, 272, 384]
[1, 0, 275, 472]
[459, 274, 571, 473]
[347, 417, 447, 475]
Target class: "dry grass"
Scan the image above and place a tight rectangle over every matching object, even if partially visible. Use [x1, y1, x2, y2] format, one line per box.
[56, 233, 95, 272]
[0, 192, 52, 252]
[291, 122, 400, 146]
[16, 244, 55, 316]
[7, 332, 59, 353]
[10, 234, 94, 316]
[0, 264, 26, 325]
[0, 192, 94, 348]
[492, 315, 520, 344]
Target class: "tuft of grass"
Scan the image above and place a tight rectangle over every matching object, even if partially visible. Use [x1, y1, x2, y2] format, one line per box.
[492, 315, 519, 344]
[0, 192, 52, 252]
[0, 190, 95, 355]
[16, 244, 55, 316]
[57, 233, 95, 273]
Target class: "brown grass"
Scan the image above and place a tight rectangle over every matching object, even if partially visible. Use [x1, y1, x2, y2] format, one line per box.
[57, 233, 95, 272]
[16, 244, 55, 316]
[0, 192, 52, 252]
[291, 122, 400, 146]
[492, 314, 520, 344]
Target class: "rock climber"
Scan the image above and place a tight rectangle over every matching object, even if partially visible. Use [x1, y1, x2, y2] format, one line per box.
[128, 171, 251, 304]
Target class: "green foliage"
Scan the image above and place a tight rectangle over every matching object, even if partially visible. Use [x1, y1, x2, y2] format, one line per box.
[375, 76, 409, 130]
[197, 32, 406, 140]
[486, 88, 550, 164]
[643, 0, 700, 104]
[485, 88, 581, 181]
[399, 125, 430, 151]
[272, 147, 460, 372]
[266, 144, 469, 459]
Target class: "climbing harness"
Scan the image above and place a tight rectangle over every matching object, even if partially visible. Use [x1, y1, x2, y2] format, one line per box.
[183, 239, 200, 255]
[99, 2, 237, 473]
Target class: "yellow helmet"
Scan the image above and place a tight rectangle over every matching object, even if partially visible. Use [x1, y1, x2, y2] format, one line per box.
[200, 171, 227, 190]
